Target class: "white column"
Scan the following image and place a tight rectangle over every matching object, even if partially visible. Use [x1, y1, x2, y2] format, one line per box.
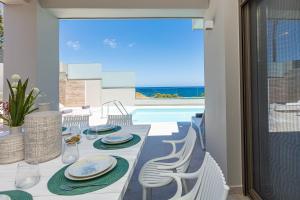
[204, 0, 242, 188]
[3, 0, 59, 110]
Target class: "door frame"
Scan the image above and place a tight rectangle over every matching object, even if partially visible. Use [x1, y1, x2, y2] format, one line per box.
[239, 0, 263, 199]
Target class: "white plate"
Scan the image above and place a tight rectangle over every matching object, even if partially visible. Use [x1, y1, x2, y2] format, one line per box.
[68, 155, 114, 178]
[101, 133, 133, 144]
[90, 125, 116, 132]
[0, 195, 11, 200]
[64, 157, 117, 181]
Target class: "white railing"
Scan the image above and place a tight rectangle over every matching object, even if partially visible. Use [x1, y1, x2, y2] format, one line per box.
[101, 100, 128, 118]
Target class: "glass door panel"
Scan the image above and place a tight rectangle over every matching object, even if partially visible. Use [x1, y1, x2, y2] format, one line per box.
[249, 0, 300, 199]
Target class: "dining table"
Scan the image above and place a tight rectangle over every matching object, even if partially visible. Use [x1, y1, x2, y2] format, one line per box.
[0, 124, 151, 200]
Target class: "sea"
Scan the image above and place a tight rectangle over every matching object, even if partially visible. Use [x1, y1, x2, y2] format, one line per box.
[136, 86, 205, 98]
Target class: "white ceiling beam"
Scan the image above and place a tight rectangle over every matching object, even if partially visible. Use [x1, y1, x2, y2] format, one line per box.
[49, 8, 206, 19]
[39, 0, 209, 9]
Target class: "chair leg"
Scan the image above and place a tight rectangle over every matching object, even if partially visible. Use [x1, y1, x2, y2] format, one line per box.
[143, 187, 147, 200]
[182, 179, 188, 193]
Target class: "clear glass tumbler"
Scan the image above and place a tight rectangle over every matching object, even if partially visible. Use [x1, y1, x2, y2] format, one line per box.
[70, 125, 81, 136]
[86, 126, 98, 140]
[15, 162, 40, 189]
[62, 142, 79, 164]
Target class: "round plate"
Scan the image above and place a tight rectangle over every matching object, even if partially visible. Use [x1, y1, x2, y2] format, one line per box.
[101, 133, 133, 144]
[0, 194, 11, 200]
[90, 125, 116, 132]
[68, 155, 114, 178]
[64, 157, 117, 181]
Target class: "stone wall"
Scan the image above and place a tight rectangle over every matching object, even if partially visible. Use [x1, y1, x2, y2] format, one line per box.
[59, 79, 85, 107]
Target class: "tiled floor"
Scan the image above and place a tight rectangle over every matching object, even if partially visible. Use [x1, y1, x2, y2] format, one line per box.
[228, 194, 250, 200]
[124, 122, 250, 200]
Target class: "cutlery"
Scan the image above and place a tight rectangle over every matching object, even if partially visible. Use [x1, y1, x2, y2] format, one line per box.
[60, 183, 107, 191]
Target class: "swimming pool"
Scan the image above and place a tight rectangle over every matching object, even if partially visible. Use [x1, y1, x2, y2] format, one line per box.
[132, 107, 204, 124]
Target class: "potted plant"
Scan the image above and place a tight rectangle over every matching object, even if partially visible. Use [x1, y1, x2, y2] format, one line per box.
[0, 74, 40, 134]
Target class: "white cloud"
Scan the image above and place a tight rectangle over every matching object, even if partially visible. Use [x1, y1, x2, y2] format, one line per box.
[66, 40, 80, 50]
[103, 38, 118, 48]
[128, 43, 136, 48]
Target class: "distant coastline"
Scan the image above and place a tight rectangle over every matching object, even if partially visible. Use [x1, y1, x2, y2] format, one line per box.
[135, 86, 205, 99]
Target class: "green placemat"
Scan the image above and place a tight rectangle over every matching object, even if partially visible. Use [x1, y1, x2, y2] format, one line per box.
[82, 126, 121, 135]
[47, 156, 129, 196]
[0, 190, 33, 200]
[93, 134, 141, 150]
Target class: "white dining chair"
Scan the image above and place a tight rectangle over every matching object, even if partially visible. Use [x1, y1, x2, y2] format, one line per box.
[62, 115, 90, 131]
[138, 126, 197, 200]
[160, 152, 229, 200]
[106, 114, 133, 126]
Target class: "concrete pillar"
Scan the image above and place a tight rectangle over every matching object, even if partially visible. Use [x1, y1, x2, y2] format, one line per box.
[3, 0, 59, 110]
[204, 0, 242, 190]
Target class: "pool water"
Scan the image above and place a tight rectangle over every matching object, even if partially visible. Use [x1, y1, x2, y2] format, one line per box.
[132, 107, 204, 124]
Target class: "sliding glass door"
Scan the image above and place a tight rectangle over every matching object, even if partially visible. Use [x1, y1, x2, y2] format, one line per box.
[241, 0, 300, 199]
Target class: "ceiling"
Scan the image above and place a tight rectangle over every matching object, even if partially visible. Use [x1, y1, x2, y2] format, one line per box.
[38, 0, 209, 18]
[39, 0, 209, 9]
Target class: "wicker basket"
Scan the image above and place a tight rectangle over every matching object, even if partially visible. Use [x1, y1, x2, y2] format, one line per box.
[24, 111, 62, 163]
[0, 128, 25, 164]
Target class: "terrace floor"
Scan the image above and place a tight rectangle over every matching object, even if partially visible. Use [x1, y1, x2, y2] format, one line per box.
[123, 122, 250, 200]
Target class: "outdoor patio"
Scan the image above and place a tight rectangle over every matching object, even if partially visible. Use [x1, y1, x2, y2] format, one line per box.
[124, 122, 249, 200]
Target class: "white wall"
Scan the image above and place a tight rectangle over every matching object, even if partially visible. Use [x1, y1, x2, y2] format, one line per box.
[102, 72, 135, 88]
[204, 0, 242, 188]
[37, 3, 59, 110]
[85, 80, 102, 106]
[224, 0, 242, 188]
[102, 88, 135, 106]
[40, 0, 209, 9]
[4, 1, 38, 91]
[3, 0, 59, 109]
[204, 0, 228, 179]
[68, 63, 102, 80]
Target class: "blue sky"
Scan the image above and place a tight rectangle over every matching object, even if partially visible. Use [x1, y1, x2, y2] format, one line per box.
[59, 19, 204, 87]
[267, 20, 300, 63]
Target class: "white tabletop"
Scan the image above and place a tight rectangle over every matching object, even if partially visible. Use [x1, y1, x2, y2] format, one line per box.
[0, 125, 151, 200]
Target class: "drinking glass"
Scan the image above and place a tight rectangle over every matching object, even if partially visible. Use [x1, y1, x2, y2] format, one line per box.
[70, 125, 81, 136]
[15, 162, 40, 189]
[86, 126, 98, 140]
[62, 142, 79, 164]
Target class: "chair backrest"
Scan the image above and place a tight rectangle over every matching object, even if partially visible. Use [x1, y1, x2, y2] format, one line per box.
[191, 152, 229, 200]
[63, 115, 90, 128]
[176, 127, 197, 173]
[106, 114, 133, 126]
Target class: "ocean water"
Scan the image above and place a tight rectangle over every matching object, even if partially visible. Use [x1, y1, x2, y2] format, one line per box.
[135, 86, 205, 98]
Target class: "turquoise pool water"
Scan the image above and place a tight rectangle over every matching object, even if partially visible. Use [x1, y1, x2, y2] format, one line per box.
[132, 107, 204, 123]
